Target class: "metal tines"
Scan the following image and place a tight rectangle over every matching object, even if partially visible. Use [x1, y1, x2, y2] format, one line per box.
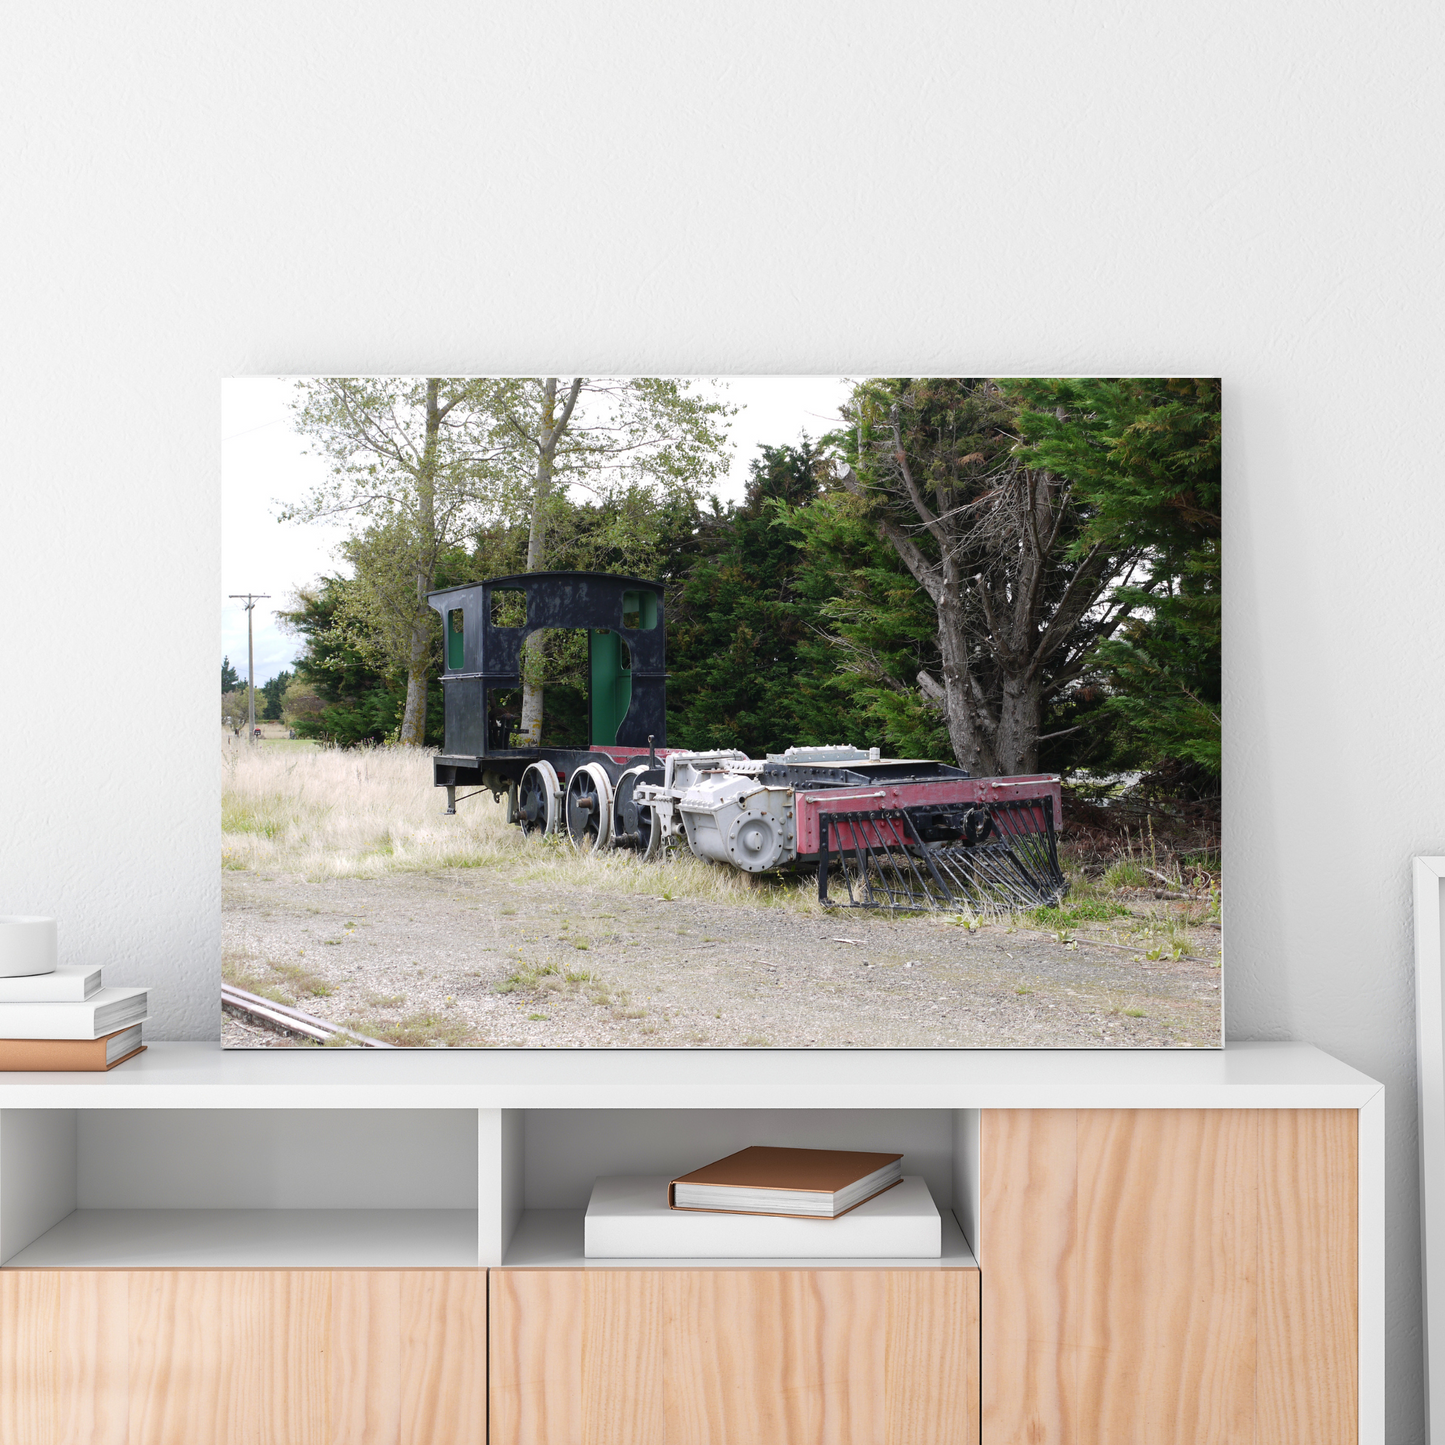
[817, 798, 1068, 914]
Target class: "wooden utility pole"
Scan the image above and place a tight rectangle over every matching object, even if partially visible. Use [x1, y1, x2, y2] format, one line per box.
[228, 593, 271, 741]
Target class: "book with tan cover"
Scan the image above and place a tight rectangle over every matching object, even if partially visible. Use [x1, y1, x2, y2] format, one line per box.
[669, 1145, 904, 1218]
[0, 1025, 145, 1072]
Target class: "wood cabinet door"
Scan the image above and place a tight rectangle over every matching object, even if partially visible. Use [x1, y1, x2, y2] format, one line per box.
[489, 1267, 980, 1445]
[980, 1108, 1358, 1445]
[0, 1268, 486, 1445]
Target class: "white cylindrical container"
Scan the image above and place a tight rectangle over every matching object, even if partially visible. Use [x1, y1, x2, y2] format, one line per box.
[0, 917, 58, 977]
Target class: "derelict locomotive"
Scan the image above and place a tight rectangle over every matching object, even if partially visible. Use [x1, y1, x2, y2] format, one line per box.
[427, 571, 1067, 912]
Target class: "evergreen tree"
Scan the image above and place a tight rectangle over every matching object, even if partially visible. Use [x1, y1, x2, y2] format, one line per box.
[821, 379, 1148, 776]
[260, 669, 293, 722]
[782, 486, 953, 761]
[667, 441, 866, 753]
[278, 576, 447, 747]
[1006, 378, 1221, 780]
[221, 656, 240, 692]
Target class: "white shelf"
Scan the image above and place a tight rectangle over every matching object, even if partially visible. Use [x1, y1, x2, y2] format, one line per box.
[2, 1208, 479, 1269]
[502, 1206, 978, 1270]
[0, 1040, 1383, 1110]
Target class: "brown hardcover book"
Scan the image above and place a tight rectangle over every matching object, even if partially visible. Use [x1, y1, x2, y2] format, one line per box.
[0, 1025, 146, 1072]
[669, 1145, 904, 1219]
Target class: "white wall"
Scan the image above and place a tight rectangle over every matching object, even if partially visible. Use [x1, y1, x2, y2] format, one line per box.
[76, 1109, 477, 1209]
[0, 3, 1438, 1436]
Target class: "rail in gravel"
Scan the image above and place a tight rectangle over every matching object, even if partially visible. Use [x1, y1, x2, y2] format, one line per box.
[221, 983, 396, 1048]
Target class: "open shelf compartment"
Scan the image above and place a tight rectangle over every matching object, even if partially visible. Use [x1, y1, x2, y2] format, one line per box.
[0, 1107, 482, 1269]
[1, 1101, 978, 1271]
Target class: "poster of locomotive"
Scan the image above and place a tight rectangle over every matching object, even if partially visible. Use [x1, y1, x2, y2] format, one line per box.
[221, 377, 1221, 1049]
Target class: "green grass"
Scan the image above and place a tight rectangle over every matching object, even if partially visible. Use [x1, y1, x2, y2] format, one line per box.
[1102, 860, 1151, 889]
[1030, 900, 1131, 929]
[222, 950, 333, 1003]
[355, 1011, 478, 1047]
[220, 800, 291, 839]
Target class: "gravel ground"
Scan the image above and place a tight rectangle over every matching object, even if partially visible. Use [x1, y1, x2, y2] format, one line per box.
[221, 867, 1222, 1049]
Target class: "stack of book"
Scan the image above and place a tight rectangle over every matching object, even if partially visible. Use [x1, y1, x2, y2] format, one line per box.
[585, 1145, 941, 1258]
[0, 917, 148, 1071]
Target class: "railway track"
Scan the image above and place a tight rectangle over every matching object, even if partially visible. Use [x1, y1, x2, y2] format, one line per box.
[221, 983, 395, 1048]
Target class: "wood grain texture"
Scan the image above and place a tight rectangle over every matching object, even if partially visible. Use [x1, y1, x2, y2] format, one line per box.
[1075, 1109, 1259, 1444]
[980, 1108, 1078, 1444]
[126, 1270, 329, 1444]
[1256, 1109, 1358, 1444]
[0, 1270, 129, 1445]
[489, 1269, 664, 1445]
[490, 1267, 979, 1445]
[329, 1271, 486, 1445]
[980, 1108, 1359, 1445]
[0, 1270, 484, 1445]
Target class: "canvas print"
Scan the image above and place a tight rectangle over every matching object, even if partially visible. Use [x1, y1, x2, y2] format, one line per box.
[222, 377, 1221, 1049]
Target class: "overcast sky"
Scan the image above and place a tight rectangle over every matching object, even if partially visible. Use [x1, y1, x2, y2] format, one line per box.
[221, 376, 853, 686]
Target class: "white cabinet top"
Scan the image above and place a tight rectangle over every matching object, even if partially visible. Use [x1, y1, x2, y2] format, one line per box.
[0, 1040, 1380, 1109]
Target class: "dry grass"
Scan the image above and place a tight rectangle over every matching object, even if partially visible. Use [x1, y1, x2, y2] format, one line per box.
[221, 742, 826, 912]
[222, 946, 334, 1005]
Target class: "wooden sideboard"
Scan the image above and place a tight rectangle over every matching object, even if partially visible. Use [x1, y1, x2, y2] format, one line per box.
[490, 1266, 979, 1443]
[0, 1269, 487, 1444]
[981, 1107, 1357, 1445]
[0, 1043, 1381, 1443]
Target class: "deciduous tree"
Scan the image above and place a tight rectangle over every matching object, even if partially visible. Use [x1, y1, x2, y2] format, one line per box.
[221, 688, 253, 734]
[286, 379, 506, 745]
[489, 378, 732, 740]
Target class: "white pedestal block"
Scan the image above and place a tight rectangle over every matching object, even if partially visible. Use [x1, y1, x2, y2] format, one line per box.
[584, 1174, 942, 1258]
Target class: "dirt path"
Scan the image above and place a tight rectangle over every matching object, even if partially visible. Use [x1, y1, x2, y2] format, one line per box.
[222, 868, 1221, 1049]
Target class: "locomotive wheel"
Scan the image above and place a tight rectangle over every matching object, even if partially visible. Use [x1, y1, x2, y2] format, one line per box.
[565, 763, 614, 852]
[640, 800, 667, 859]
[517, 761, 560, 835]
[611, 764, 651, 847]
[505, 780, 520, 825]
[635, 799, 656, 857]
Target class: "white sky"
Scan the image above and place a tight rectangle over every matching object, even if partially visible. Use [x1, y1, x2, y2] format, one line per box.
[221, 376, 853, 685]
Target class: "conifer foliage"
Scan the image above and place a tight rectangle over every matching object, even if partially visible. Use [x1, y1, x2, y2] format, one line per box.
[667, 440, 864, 754]
[1007, 377, 1221, 779]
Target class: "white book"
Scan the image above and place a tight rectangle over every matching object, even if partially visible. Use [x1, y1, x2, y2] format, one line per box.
[0, 963, 104, 1002]
[585, 1175, 942, 1258]
[0, 987, 148, 1039]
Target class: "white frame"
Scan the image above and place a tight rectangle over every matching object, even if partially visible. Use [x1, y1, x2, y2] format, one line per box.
[1416, 857, 1445, 1441]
